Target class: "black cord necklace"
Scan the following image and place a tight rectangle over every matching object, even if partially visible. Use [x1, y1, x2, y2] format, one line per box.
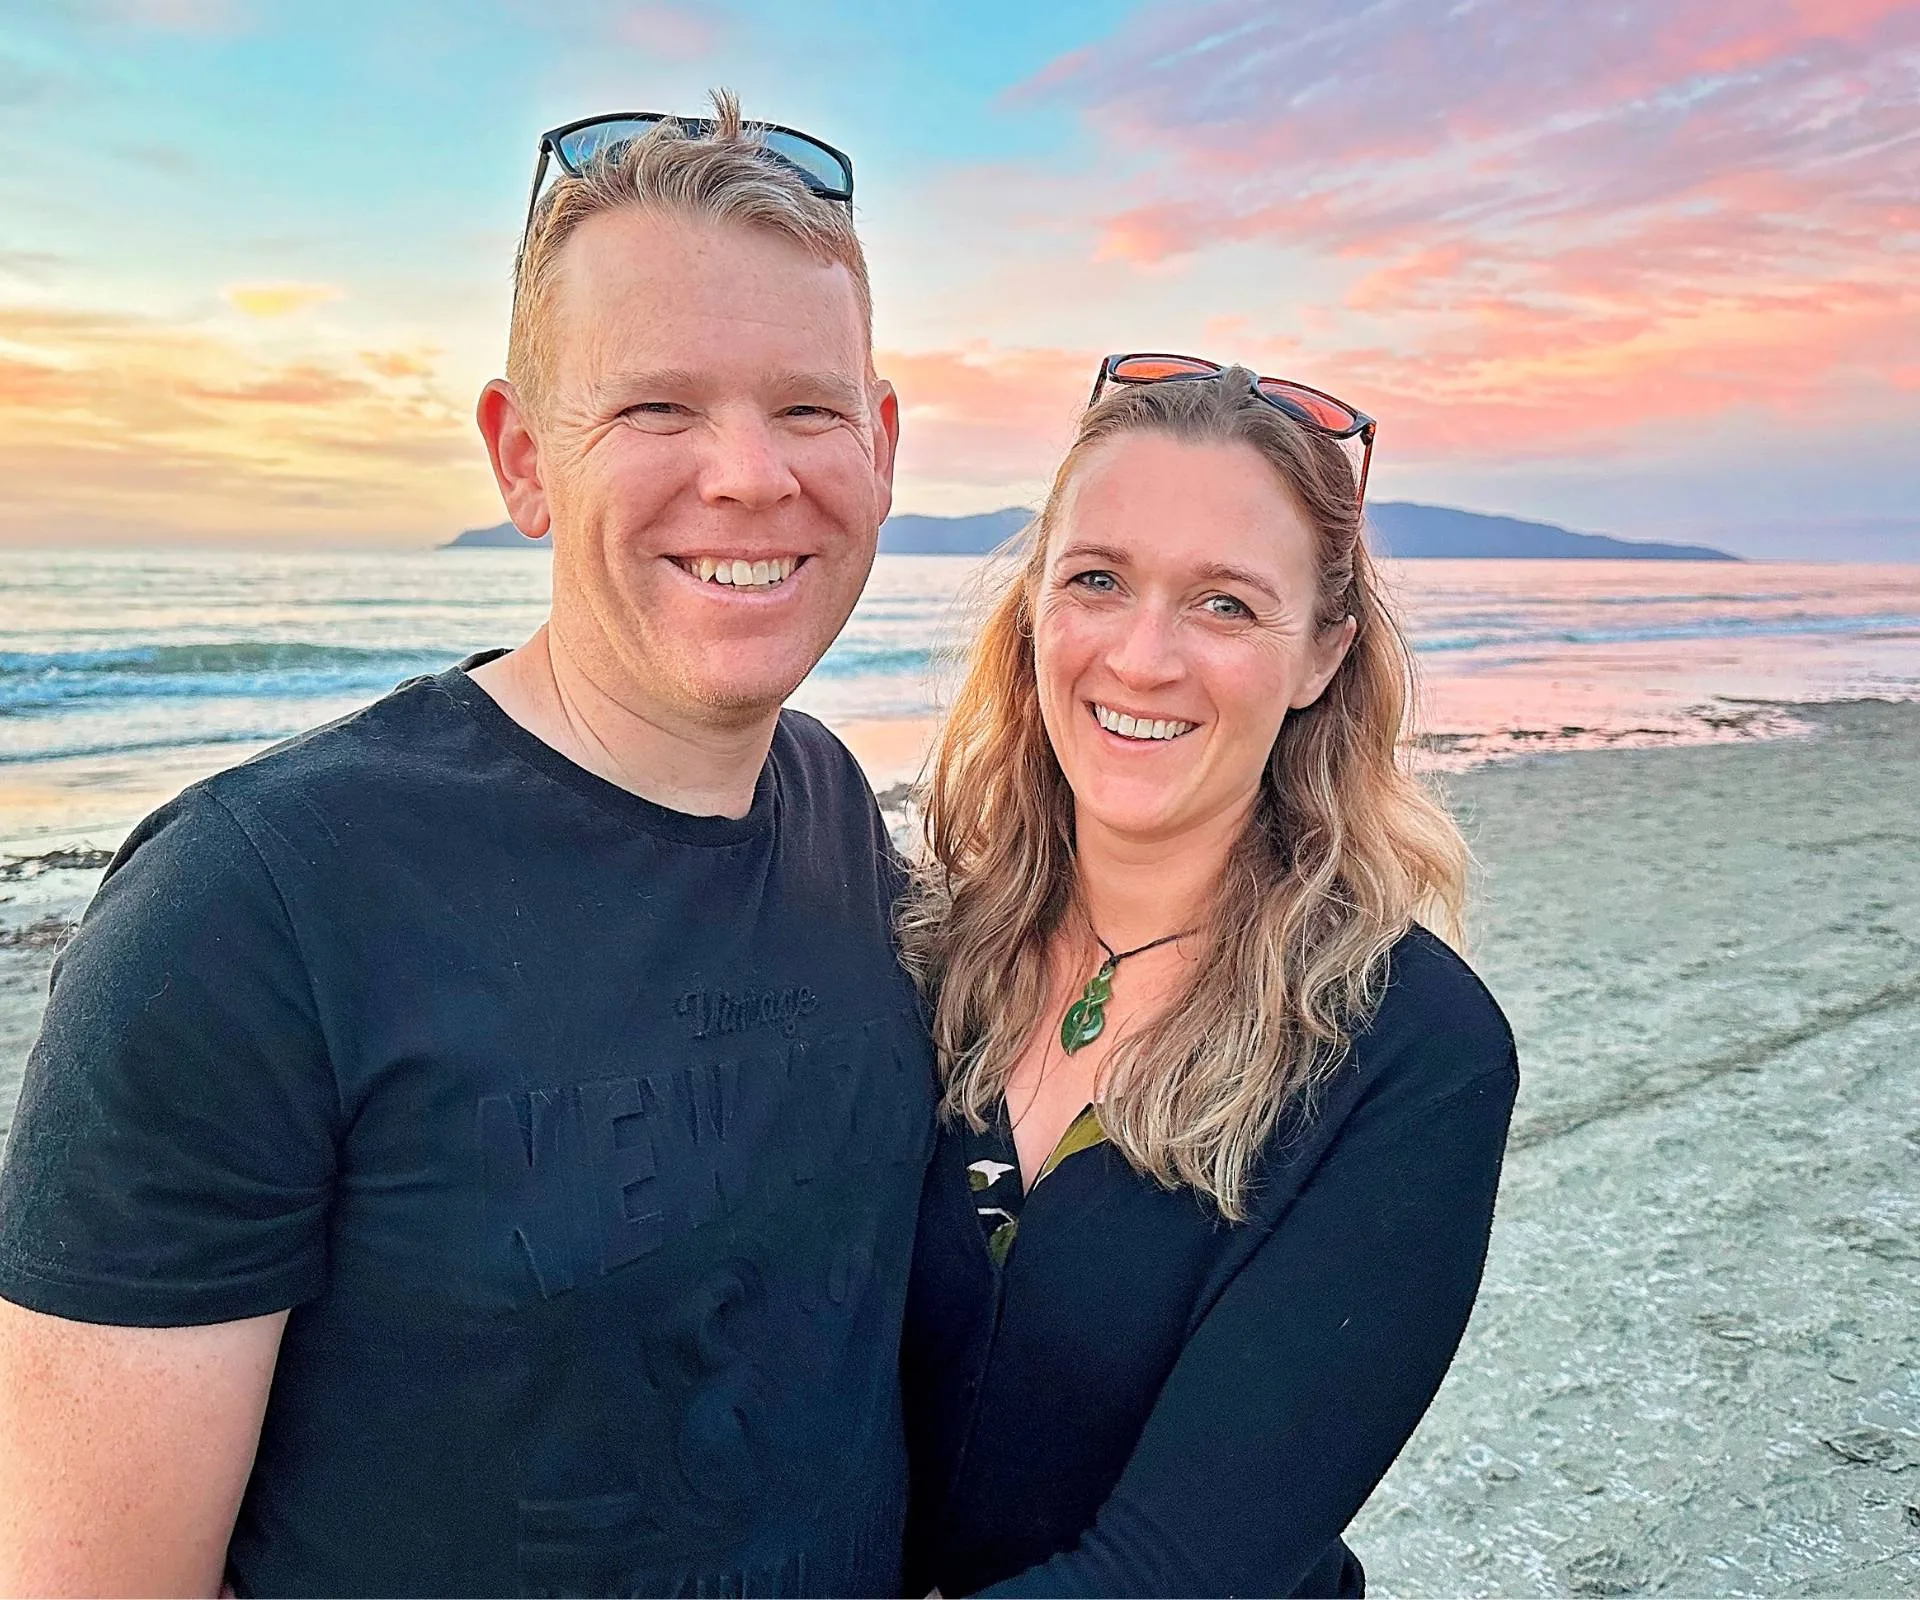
[1059, 927, 1193, 1054]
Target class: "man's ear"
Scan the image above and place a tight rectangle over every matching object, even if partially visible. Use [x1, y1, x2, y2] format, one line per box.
[869, 377, 901, 525]
[476, 379, 551, 540]
[1290, 613, 1360, 710]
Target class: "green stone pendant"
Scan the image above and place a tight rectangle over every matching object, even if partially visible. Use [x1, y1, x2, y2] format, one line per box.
[1059, 959, 1116, 1054]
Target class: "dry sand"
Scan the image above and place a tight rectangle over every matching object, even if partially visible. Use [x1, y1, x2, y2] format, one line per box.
[1353, 700, 1920, 1597]
[2, 701, 1916, 1596]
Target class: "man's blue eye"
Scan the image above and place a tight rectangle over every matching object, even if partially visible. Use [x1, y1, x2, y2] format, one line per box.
[1205, 594, 1252, 619]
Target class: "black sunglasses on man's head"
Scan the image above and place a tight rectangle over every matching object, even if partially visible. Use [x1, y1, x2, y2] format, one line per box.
[522, 111, 855, 243]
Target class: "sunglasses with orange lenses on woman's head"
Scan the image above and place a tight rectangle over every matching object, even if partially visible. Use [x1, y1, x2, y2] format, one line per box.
[1089, 353, 1377, 508]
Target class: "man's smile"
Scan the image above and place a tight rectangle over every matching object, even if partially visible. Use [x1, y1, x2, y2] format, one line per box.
[667, 554, 809, 591]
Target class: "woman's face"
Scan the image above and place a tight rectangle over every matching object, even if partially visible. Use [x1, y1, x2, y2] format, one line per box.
[1033, 431, 1357, 850]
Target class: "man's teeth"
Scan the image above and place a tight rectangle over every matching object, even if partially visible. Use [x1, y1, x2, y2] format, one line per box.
[687, 556, 798, 588]
[1094, 704, 1195, 741]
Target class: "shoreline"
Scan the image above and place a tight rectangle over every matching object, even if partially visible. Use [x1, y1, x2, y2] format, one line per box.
[0, 693, 1891, 942]
[0, 694, 1855, 866]
[838, 697, 1828, 790]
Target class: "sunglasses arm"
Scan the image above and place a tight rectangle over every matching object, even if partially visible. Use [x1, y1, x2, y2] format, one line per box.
[520, 146, 554, 254]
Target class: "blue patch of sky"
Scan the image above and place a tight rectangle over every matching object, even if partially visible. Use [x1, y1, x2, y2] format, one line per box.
[2, 0, 1156, 307]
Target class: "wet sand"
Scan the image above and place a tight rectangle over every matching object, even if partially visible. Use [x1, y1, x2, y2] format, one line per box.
[2, 701, 1917, 1595]
[838, 716, 940, 791]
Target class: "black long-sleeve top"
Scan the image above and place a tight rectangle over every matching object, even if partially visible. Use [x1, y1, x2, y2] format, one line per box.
[902, 926, 1519, 1598]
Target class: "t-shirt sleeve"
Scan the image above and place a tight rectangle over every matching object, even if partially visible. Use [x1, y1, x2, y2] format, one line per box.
[0, 789, 339, 1327]
[981, 1054, 1520, 1599]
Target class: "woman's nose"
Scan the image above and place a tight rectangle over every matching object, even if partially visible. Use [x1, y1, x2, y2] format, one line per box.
[1105, 605, 1182, 687]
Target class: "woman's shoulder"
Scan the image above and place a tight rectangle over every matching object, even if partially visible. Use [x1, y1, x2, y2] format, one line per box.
[1237, 924, 1516, 1233]
[1350, 923, 1518, 1108]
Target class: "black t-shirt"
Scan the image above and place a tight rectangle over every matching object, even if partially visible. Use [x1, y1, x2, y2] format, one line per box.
[0, 660, 935, 1598]
[903, 927, 1517, 1598]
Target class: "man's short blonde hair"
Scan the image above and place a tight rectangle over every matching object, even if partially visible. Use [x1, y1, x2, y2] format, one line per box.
[506, 88, 873, 416]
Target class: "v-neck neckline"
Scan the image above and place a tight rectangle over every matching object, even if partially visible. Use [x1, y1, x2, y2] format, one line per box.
[961, 1102, 1106, 1267]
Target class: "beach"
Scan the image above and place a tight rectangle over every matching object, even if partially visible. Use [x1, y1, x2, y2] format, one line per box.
[3, 546, 1920, 1596]
[1351, 699, 1920, 1597]
[3, 698, 1915, 1593]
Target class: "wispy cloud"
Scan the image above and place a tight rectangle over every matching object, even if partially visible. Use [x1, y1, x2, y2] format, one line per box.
[0, 305, 490, 540]
[1010, 0, 1920, 461]
[610, 3, 732, 62]
[223, 281, 344, 318]
[883, 342, 1092, 494]
[53, 0, 247, 33]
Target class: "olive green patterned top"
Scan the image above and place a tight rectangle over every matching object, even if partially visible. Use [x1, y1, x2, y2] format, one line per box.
[962, 1102, 1107, 1266]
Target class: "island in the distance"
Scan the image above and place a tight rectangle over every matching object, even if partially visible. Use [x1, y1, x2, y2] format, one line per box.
[445, 502, 1736, 560]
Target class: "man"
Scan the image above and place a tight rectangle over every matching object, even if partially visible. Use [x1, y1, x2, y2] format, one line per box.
[0, 92, 929, 1596]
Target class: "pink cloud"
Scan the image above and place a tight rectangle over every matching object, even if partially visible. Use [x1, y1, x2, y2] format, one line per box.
[61, 0, 246, 32]
[882, 344, 1094, 487]
[610, 3, 728, 61]
[1002, 0, 1920, 459]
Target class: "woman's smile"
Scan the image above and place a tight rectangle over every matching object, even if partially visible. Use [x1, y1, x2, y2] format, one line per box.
[1089, 702, 1199, 742]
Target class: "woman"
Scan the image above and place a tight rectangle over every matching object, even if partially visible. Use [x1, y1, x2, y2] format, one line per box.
[897, 356, 1518, 1597]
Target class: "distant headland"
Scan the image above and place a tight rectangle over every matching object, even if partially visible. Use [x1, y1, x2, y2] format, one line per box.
[1365, 503, 1735, 561]
[444, 503, 1737, 561]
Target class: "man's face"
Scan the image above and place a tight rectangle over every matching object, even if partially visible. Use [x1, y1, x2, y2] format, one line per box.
[530, 209, 895, 728]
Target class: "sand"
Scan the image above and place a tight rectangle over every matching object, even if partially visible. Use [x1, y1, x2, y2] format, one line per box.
[838, 716, 940, 791]
[1353, 700, 1920, 1597]
[2, 701, 1917, 1596]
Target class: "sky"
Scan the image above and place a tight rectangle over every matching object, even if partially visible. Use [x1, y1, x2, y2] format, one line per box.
[0, 0, 1915, 557]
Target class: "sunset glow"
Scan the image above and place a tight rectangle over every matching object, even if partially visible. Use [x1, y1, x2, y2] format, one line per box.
[0, 0, 1914, 554]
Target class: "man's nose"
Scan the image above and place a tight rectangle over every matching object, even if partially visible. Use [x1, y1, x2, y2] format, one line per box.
[1106, 603, 1183, 688]
[698, 413, 801, 510]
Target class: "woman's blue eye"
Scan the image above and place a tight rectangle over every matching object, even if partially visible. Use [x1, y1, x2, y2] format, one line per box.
[1204, 593, 1253, 619]
[1070, 571, 1119, 592]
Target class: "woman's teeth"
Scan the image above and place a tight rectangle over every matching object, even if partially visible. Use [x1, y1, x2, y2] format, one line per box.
[1094, 704, 1195, 741]
[685, 556, 798, 589]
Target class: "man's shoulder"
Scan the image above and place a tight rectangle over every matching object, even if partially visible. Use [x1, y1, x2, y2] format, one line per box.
[91, 669, 488, 913]
[773, 706, 862, 772]
[772, 709, 883, 819]
[196, 668, 478, 826]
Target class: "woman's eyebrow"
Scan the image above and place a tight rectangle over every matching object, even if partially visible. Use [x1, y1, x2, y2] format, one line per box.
[1054, 541, 1132, 568]
[1193, 561, 1283, 605]
[1054, 545, 1289, 607]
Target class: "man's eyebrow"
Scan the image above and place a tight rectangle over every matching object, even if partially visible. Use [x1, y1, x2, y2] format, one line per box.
[769, 370, 867, 409]
[595, 369, 866, 409]
[597, 366, 700, 397]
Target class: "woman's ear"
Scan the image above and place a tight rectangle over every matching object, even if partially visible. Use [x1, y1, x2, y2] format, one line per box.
[1289, 614, 1360, 710]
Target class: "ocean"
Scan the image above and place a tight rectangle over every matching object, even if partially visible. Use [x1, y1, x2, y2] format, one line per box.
[3, 548, 1919, 850]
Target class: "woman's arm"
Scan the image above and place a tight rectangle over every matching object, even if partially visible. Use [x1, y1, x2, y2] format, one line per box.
[981, 1055, 1519, 1598]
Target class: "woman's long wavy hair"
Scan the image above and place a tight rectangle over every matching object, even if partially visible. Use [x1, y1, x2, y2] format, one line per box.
[897, 369, 1470, 1220]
